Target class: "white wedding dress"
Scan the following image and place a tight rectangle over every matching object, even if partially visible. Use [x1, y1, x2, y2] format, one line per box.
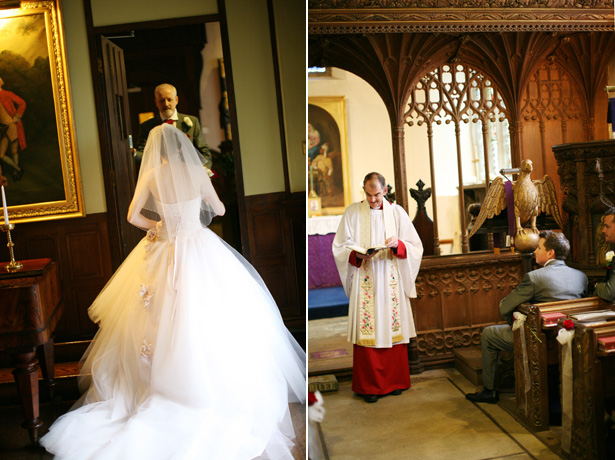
[39, 197, 306, 459]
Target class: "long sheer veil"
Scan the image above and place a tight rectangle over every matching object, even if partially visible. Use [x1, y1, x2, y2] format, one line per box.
[129, 123, 306, 403]
[131, 123, 223, 235]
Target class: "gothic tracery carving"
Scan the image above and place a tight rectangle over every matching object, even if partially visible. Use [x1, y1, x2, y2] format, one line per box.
[309, 0, 612, 7]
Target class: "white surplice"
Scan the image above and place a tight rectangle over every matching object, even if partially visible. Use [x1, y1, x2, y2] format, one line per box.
[332, 200, 423, 348]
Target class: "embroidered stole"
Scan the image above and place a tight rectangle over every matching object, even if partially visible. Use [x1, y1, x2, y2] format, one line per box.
[357, 200, 403, 346]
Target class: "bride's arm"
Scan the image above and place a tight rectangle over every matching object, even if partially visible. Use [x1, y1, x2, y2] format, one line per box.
[128, 172, 158, 229]
[201, 178, 225, 216]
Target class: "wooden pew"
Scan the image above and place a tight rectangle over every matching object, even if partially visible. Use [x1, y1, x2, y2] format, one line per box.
[513, 297, 613, 431]
[565, 321, 615, 460]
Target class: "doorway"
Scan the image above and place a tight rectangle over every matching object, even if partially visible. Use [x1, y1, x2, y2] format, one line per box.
[88, 14, 244, 268]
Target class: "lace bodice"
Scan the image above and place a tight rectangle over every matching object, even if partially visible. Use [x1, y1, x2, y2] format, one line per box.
[156, 197, 202, 239]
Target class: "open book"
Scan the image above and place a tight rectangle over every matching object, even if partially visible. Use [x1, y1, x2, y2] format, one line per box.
[570, 309, 615, 323]
[347, 244, 388, 255]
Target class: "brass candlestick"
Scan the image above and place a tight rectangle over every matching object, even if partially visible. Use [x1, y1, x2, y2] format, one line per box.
[0, 223, 23, 272]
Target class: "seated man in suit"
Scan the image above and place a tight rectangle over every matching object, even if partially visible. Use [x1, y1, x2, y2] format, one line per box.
[133, 83, 213, 174]
[595, 207, 615, 301]
[466, 230, 587, 404]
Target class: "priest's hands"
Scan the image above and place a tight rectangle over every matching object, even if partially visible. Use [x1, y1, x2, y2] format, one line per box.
[356, 251, 377, 260]
[385, 236, 399, 249]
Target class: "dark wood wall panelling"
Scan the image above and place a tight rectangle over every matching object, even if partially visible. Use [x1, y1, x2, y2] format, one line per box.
[414, 252, 524, 366]
[553, 139, 615, 279]
[0, 213, 113, 341]
[244, 192, 305, 344]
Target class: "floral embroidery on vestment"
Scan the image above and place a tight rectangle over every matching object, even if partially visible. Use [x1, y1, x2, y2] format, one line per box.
[358, 261, 374, 345]
[356, 199, 404, 346]
[388, 250, 403, 343]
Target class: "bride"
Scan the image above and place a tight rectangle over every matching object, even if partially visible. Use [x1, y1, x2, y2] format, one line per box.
[40, 124, 306, 459]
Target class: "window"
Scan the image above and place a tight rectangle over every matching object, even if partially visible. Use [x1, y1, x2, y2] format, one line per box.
[404, 64, 512, 254]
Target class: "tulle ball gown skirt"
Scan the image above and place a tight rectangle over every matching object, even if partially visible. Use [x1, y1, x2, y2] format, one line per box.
[40, 226, 306, 460]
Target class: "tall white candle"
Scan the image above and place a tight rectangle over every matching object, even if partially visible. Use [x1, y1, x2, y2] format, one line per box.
[1, 186, 9, 226]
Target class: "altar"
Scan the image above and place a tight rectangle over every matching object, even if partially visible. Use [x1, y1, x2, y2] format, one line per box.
[308, 215, 349, 320]
[308, 215, 342, 289]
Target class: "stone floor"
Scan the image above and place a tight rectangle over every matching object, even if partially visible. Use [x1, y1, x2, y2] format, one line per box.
[309, 316, 564, 460]
[312, 371, 562, 460]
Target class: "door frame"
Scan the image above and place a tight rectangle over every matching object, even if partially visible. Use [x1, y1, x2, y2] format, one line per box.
[82, 1, 249, 268]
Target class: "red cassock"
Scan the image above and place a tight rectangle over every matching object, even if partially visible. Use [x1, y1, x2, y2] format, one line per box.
[352, 343, 411, 395]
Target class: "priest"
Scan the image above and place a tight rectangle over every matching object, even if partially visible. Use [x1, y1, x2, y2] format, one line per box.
[332, 172, 423, 403]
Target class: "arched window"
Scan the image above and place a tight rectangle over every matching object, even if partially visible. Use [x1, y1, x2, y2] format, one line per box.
[404, 64, 512, 254]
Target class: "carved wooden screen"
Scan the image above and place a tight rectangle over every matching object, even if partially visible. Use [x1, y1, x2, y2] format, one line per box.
[520, 62, 586, 209]
[404, 64, 511, 254]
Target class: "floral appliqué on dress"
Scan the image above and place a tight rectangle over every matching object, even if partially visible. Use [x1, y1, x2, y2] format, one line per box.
[140, 339, 153, 365]
[144, 225, 160, 252]
[139, 284, 154, 310]
[138, 284, 155, 364]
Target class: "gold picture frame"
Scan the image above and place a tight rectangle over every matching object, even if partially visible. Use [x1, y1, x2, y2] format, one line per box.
[308, 96, 350, 216]
[0, 0, 84, 224]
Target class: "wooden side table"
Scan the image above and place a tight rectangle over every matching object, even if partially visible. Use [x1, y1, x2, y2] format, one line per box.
[0, 258, 63, 443]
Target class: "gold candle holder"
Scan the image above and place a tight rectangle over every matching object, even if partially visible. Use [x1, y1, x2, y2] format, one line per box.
[0, 223, 23, 272]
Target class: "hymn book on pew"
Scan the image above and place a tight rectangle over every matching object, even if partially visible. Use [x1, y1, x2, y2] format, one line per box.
[541, 312, 567, 327]
[598, 336, 615, 352]
[570, 310, 615, 324]
[347, 244, 388, 255]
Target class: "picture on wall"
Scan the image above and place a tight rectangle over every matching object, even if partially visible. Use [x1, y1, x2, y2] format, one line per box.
[308, 96, 350, 216]
[0, 0, 84, 223]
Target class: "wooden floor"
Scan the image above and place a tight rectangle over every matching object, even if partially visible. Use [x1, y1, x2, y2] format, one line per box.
[0, 366, 306, 460]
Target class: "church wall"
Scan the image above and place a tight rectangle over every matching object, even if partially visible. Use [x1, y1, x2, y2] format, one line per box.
[89, 0, 217, 26]
[272, 0, 307, 194]
[199, 22, 225, 155]
[309, 68, 395, 205]
[63, 0, 106, 215]
[308, 68, 465, 252]
[223, 0, 285, 196]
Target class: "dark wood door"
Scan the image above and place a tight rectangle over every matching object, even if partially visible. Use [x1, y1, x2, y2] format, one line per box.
[99, 36, 142, 261]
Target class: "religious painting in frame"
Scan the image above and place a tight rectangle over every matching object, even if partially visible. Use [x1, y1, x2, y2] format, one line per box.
[0, 0, 84, 224]
[308, 96, 350, 216]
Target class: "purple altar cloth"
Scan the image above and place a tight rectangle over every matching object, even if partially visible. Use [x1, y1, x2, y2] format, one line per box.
[308, 233, 342, 289]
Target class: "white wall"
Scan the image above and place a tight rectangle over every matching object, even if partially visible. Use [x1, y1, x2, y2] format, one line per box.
[90, 0, 217, 26]
[404, 122, 463, 253]
[309, 67, 469, 253]
[224, 0, 285, 195]
[62, 0, 106, 214]
[308, 68, 394, 204]
[200, 22, 225, 152]
[273, 0, 306, 193]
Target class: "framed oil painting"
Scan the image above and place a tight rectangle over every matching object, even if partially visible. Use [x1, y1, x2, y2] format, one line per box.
[0, 0, 84, 224]
[308, 96, 350, 216]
